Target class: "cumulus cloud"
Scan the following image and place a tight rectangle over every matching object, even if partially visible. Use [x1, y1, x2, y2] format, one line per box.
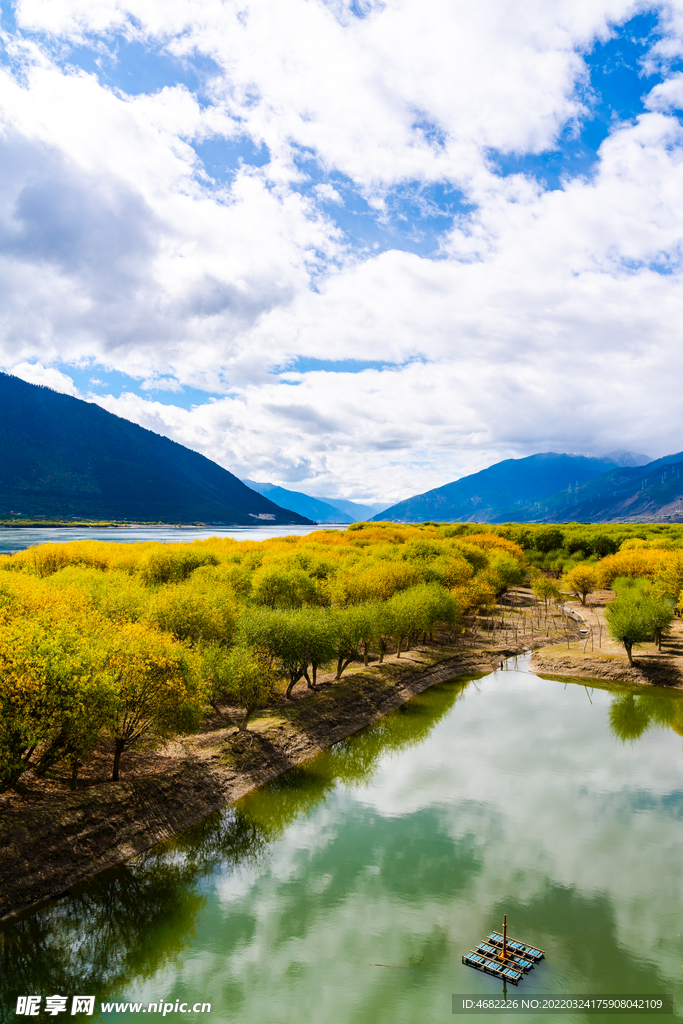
[10, 361, 81, 395]
[2, 0, 683, 500]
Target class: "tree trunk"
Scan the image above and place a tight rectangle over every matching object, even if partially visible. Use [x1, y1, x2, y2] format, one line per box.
[209, 700, 238, 729]
[625, 642, 633, 666]
[396, 639, 402, 658]
[336, 655, 343, 680]
[363, 641, 368, 666]
[336, 657, 354, 679]
[286, 668, 304, 699]
[70, 762, 80, 791]
[112, 739, 126, 782]
[239, 708, 253, 731]
[33, 735, 62, 777]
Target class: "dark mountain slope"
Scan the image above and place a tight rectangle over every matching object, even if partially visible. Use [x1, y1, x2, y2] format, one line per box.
[0, 373, 312, 525]
[511, 454, 683, 523]
[372, 453, 620, 523]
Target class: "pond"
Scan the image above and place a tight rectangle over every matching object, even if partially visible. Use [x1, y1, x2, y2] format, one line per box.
[2, 655, 683, 1023]
[0, 525, 344, 555]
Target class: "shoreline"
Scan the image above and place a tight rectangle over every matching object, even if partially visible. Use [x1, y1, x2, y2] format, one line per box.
[7, 602, 680, 923]
[531, 596, 683, 689]
[531, 649, 683, 688]
[1, 642, 519, 922]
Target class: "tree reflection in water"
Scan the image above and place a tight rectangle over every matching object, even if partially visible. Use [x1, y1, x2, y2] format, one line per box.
[0, 810, 265, 1022]
[609, 688, 683, 743]
[0, 677, 470, 1021]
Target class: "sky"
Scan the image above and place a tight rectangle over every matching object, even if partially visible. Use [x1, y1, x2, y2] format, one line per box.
[1, 0, 683, 504]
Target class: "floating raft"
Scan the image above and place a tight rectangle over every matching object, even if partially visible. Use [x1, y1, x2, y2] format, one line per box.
[462, 915, 544, 986]
[487, 932, 544, 963]
[476, 942, 534, 973]
[462, 950, 523, 985]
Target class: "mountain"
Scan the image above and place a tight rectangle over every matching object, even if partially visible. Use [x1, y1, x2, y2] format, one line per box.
[242, 481, 353, 523]
[511, 453, 683, 523]
[0, 373, 313, 525]
[242, 483, 390, 523]
[601, 449, 652, 468]
[373, 453, 622, 523]
[311, 496, 389, 520]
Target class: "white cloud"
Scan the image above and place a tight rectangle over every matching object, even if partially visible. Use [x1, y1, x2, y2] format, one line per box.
[2, 1, 683, 500]
[10, 361, 81, 395]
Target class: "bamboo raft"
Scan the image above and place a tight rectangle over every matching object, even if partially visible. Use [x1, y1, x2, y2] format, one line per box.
[462, 915, 545, 985]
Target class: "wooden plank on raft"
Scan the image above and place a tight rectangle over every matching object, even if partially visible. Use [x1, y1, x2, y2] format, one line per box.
[476, 942, 534, 972]
[487, 932, 545, 962]
[461, 952, 523, 985]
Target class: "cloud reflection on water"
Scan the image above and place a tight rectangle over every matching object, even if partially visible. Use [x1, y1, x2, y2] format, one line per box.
[3, 667, 683, 1023]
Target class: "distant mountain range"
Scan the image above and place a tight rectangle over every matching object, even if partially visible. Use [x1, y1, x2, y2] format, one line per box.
[506, 453, 683, 524]
[371, 450, 683, 524]
[4, 371, 679, 527]
[243, 481, 388, 523]
[0, 373, 312, 525]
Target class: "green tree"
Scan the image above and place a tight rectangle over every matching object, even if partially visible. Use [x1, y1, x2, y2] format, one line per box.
[387, 589, 421, 657]
[533, 526, 564, 553]
[201, 644, 278, 731]
[0, 615, 110, 792]
[105, 624, 202, 781]
[613, 577, 674, 651]
[488, 552, 526, 594]
[139, 548, 219, 585]
[143, 582, 237, 646]
[531, 574, 561, 615]
[238, 607, 314, 699]
[562, 564, 599, 605]
[329, 605, 370, 680]
[298, 607, 336, 687]
[250, 564, 320, 609]
[653, 551, 683, 603]
[605, 593, 653, 666]
[414, 582, 458, 638]
[647, 596, 674, 651]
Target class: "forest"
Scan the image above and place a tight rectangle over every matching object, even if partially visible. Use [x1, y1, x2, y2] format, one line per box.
[2, 519, 683, 794]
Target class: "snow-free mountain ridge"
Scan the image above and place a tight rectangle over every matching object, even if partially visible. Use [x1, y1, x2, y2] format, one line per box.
[372, 451, 683, 524]
[0, 373, 313, 525]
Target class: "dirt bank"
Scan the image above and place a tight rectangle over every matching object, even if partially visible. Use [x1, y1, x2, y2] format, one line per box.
[1, 642, 521, 921]
[531, 594, 683, 688]
[531, 649, 683, 687]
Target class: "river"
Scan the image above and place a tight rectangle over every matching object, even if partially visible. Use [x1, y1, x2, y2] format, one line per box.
[0, 525, 345, 555]
[2, 655, 683, 1022]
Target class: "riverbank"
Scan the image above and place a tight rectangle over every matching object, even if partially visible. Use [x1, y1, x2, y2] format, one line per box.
[531, 594, 683, 688]
[0, 638, 528, 921]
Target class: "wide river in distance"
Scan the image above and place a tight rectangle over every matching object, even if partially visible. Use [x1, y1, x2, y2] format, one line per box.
[0, 524, 344, 555]
[3, 656, 683, 1023]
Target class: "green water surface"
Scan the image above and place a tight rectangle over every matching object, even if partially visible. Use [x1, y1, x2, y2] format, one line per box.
[3, 656, 683, 1023]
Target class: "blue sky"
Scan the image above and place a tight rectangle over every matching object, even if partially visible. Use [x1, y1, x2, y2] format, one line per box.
[2, 0, 683, 502]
